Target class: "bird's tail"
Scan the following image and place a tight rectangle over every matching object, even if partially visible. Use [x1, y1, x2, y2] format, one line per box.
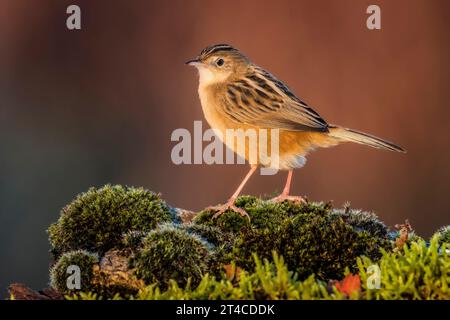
[328, 125, 406, 153]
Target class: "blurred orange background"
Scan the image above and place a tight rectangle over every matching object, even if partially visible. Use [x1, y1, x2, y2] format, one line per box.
[0, 0, 449, 293]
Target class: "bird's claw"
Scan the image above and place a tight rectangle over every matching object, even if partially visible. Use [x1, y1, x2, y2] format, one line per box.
[270, 195, 306, 204]
[210, 202, 250, 220]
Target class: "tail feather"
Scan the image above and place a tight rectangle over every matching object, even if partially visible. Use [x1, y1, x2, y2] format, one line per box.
[329, 125, 406, 153]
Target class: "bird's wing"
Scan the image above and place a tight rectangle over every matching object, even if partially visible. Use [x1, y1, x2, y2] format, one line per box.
[222, 67, 329, 132]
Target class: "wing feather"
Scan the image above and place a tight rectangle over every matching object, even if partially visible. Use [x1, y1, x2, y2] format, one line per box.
[222, 67, 329, 132]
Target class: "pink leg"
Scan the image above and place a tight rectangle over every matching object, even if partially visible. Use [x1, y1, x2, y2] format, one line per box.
[210, 166, 258, 219]
[271, 170, 305, 203]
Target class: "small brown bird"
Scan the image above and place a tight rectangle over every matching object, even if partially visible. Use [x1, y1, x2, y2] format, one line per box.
[186, 44, 405, 218]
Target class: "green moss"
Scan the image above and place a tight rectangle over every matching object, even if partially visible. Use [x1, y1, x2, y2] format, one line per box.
[68, 239, 450, 300]
[433, 225, 450, 246]
[122, 230, 147, 253]
[358, 236, 450, 300]
[281, 213, 389, 279]
[330, 208, 388, 238]
[50, 250, 98, 295]
[70, 253, 339, 300]
[182, 223, 234, 247]
[194, 196, 330, 233]
[48, 185, 175, 257]
[131, 224, 211, 288]
[182, 223, 236, 276]
[194, 196, 389, 280]
[46, 188, 448, 300]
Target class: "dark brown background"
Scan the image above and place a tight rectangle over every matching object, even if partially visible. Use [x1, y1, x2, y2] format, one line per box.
[1, 0, 449, 294]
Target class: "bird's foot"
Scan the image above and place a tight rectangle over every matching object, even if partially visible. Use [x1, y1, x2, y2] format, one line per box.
[270, 194, 306, 204]
[208, 201, 250, 220]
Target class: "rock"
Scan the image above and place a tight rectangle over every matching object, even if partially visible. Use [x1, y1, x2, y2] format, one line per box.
[174, 207, 197, 224]
[8, 283, 63, 300]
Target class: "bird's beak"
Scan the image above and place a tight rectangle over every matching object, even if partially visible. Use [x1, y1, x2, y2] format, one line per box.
[185, 57, 202, 66]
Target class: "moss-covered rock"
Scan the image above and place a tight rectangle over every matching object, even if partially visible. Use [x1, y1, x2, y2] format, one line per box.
[50, 250, 98, 295]
[50, 249, 145, 299]
[90, 250, 146, 298]
[45, 186, 448, 300]
[48, 185, 175, 257]
[131, 224, 211, 288]
[193, 196, 390, 280]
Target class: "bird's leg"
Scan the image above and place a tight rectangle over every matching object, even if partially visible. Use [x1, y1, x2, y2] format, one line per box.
[270, 170, 305, 203]
[209, 166, 258, 219]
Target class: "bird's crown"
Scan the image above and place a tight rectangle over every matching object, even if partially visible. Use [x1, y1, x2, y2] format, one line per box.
[199, 44, 238, 59]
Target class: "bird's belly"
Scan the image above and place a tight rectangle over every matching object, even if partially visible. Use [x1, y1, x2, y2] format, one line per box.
[204, 118, 319, 170]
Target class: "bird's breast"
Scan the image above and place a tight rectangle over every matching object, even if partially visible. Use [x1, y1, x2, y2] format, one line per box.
[198, 85, 233, 132]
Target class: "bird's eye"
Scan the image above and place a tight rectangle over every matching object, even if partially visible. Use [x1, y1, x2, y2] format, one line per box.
[216, 58, 224, 67]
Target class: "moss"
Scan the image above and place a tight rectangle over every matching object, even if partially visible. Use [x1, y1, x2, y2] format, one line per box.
[182, 223, 236, 276]
[194, 196, 330, 233]
[194, 196, 390, 280]
[50, 250, 98, 295]
[46, 187, 448, 300]
[48, 185, 175, 257]
[122, 230, 147, 253]
[70, 252, 339, 300]
[281, 213, 389, 279]
[358, 236, 450, 300]
[433, 225, 450, 246]
[50, 249, 145, 299]
[182, 223, 234, 247]
[330, 208, 389, 238]
[131, 224, 211, 289]
[68, 238, 450, 300]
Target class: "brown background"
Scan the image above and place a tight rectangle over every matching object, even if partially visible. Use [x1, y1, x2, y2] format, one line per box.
[1, 0, 449, 293]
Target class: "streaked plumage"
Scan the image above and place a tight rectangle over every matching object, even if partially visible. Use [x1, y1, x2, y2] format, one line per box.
[187, 44, 405, 218]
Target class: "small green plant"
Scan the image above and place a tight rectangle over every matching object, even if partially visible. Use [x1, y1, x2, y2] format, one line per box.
[48, 185, 175, 257]
[50, 250, 98, 295]
[358, 236, 450, 300]
[131, 224, 211, 288]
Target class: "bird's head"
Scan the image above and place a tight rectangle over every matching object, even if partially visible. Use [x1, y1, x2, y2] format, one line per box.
[186, 44, 250, 86]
